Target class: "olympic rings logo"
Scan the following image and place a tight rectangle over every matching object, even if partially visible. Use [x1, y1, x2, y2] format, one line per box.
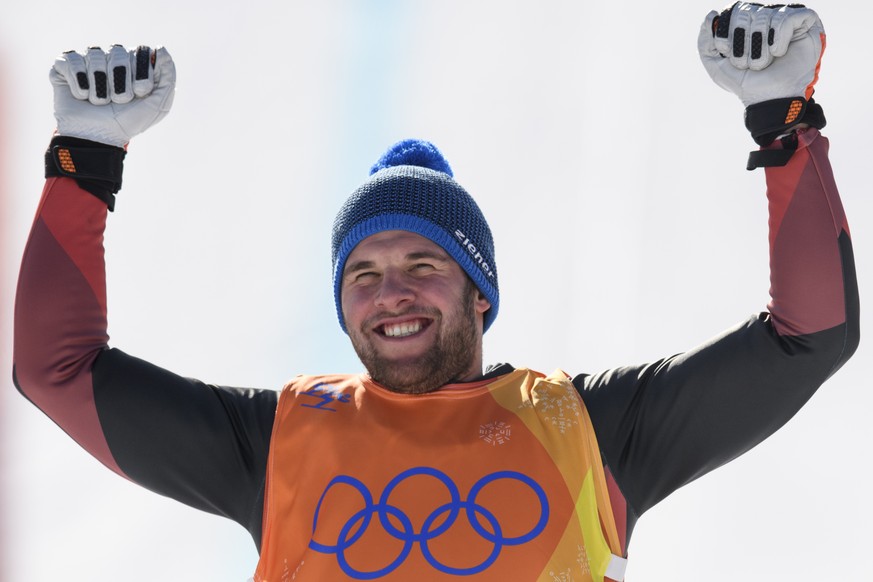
[308, 467, 549, 579]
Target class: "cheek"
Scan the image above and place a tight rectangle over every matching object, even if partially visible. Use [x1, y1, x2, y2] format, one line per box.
[341, 286, 376, 326]
[340, 290, 362, 325]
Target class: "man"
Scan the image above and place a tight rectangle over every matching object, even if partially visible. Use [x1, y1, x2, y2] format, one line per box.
[12, 3, 858, 581]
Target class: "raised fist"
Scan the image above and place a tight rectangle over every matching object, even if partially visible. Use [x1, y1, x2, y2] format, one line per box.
[698, 3, 825, 107]
[51, 45, 176, 147]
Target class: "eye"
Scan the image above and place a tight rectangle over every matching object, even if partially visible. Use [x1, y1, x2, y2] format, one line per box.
[344, 270, 379, 287]
[354, 271, 379, 282]
[410, 263, 436, 273]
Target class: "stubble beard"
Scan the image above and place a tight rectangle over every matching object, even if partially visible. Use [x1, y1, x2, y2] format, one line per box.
[348, 287, 480, 395]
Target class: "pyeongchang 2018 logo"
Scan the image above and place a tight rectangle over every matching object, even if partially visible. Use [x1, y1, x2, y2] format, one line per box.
[308, 467, 549, 579]
[300, 383, 351, 412]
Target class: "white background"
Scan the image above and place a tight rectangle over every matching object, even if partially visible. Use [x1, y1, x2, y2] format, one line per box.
[1, 1, 870, 580]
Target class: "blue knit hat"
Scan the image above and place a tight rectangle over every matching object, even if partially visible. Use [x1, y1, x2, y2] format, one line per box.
[332, 139, 499, 333]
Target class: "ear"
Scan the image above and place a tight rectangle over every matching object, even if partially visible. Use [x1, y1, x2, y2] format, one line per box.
[473, 290, 491, 315]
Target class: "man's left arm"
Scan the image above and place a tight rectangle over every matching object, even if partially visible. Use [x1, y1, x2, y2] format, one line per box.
[578, 2, 859, 530]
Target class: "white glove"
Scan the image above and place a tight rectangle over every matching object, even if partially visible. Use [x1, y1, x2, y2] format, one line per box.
[51, 45, 176, 147]
[698, 2, 825, 107]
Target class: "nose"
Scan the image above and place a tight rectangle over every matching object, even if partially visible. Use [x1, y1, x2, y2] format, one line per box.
[374, 269, 415, 309]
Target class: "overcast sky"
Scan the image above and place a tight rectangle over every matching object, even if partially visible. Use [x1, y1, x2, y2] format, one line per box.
[2, 1, 871, 580]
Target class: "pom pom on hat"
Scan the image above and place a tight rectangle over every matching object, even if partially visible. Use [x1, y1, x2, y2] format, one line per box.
[332, 139, 499, 333]
[369, 139, 454, 177]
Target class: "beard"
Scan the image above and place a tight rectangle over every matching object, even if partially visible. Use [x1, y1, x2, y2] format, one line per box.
[348, 281, 480, 395]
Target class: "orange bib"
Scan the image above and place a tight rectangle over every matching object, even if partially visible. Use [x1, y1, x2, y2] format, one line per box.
[253, 369, 625, 581]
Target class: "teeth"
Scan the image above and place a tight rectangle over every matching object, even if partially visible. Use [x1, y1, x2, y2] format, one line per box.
[384, 320, 422, 337]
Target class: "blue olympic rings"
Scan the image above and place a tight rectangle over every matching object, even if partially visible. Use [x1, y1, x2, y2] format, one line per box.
[308, 467, 549, 579]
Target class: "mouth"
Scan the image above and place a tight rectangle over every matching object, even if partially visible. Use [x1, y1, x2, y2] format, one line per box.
[377, 318, 432, 338]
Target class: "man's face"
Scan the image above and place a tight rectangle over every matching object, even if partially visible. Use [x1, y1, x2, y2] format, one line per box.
[341, 230, 491, 394]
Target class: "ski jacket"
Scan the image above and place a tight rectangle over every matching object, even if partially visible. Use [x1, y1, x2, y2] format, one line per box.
[13, 129, 858, 579]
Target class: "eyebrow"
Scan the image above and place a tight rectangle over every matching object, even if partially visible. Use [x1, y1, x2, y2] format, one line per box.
[344, 250, 451, 276]
[407, 250, 451, 262]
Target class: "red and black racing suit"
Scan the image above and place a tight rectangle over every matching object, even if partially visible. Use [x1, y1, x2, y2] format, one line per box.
[13, 128, 859, 558]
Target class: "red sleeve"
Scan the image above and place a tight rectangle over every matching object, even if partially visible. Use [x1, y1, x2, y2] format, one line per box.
[13, 176, 278, 547]
[766, 128, 856, 346]
[578, 128, 859, 545]
[13, 177, 123, 475]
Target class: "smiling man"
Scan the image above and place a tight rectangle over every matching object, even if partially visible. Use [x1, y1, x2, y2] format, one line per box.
[12, 3, 859, 582]
[333, 145, 497, 395]
[341, 230, 489, 393]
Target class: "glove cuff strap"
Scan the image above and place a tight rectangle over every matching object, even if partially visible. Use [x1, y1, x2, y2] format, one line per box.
[744, 97, 826, 147]
[45, 136, 126, 211]
[746, 133, 799, 170]
[744, 98, 826, 170]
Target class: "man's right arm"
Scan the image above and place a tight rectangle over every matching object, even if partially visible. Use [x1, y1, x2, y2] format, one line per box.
[12, 47, 278, 549]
